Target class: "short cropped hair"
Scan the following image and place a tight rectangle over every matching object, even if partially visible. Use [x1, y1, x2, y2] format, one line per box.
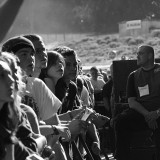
[53, 46, 77, 58]
[90, 66, 99, 73]
[139, 45, 154, 60]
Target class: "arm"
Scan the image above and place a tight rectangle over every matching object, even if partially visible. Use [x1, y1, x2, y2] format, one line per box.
[102, 81, 112, 112]
[87, 80, 95, 107]
[80, 86, 90, 107]
[58, 108, 84, 121]
[128, 97, 149, 116]
[5, 144, 15, 160]
[87, 123, 100, 155]
[39, 125, 71, 142]
[44, 113, 60, 125]
[21, 104, 40, 134]
[32, 133, 47, 154]
[35, 78, 61, 122]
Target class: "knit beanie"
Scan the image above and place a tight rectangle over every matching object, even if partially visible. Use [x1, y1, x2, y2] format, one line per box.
[2, 36, 35, 54]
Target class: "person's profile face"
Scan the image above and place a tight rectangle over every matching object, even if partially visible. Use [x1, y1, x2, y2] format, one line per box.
[0, 61, 15, 107]
[33, 40, 47, 69]
[15, 47, 35, 76]
[63, 55, 78, 81]
[90, 69, 98, 79]
[47, 58, 64, 79]
[137, 47, 149, 66]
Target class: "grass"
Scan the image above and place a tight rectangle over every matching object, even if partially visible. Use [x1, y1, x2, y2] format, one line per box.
[42, 30, 160, 66]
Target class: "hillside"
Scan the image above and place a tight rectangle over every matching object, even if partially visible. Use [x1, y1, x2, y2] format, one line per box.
[44, 32, 160, 66]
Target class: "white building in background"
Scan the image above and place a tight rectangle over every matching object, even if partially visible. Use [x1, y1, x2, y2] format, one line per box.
[119, 19, 160, 37]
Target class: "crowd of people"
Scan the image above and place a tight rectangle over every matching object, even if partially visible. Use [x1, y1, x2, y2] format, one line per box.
[0, 34, 110, 160]
[0, 33, 160, 160]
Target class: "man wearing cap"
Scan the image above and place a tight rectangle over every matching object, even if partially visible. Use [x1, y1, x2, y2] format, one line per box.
[2, 36, 35, 76]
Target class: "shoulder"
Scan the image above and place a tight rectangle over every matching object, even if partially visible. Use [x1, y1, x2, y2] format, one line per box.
[128, 69, 139, 78]
[27, 77, 45, 87]
[103, 78, 112, 87]
[28, 77, 45, 83]
[82, 85, 88, 94]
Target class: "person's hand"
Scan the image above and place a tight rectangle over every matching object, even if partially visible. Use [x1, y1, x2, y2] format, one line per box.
[56, 126, 71, 141]
[73, 108, 86, 120]
[68, 119, 88, 138]
[91, 142, 100, 155]
[91, 112, 110, 129]
[48, 150, 55, 160]
[147, 119, 158, 130]
[42, 145, 55, 160]
[145, 111, 159, 122]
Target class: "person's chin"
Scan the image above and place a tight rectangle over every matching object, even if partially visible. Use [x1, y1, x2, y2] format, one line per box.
[58, 73, 63, 78]
[27, 69, 34, 76]
[41, 62, 47, 68]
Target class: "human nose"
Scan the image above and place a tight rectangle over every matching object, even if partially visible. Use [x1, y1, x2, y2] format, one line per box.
[42, 50, 47, 58]
[58, 62, 63, 68]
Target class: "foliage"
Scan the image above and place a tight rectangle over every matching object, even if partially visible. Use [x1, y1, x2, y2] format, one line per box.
[150, 29, 160, 37]
[46, 33, 160, 66]
[51, 0, 160, 33]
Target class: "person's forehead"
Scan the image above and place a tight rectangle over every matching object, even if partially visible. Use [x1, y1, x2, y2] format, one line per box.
[138, 46, 146, 52]
[16, 47, 34, 53]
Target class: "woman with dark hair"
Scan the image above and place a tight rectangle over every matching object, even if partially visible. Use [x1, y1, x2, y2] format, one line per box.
[40, 50, 65, 94]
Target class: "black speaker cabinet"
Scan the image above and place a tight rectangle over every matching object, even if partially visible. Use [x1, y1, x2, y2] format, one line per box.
[113, 59, 160, 103]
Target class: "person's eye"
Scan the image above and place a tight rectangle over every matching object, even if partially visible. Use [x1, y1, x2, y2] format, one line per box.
[20, 53, 27, 57]
[59, 60, 64, 65]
